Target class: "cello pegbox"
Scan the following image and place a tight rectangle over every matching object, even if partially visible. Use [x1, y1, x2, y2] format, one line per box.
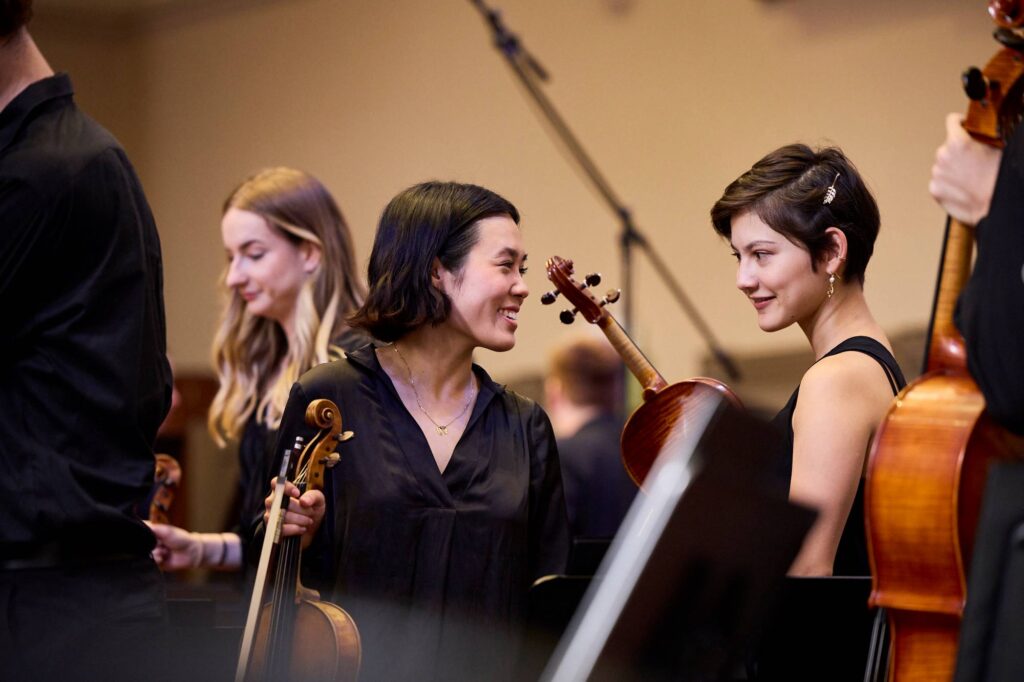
[962, 67, 988, 101]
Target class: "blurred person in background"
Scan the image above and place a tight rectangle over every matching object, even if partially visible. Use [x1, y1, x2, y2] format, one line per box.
[545, 335, 634, 542]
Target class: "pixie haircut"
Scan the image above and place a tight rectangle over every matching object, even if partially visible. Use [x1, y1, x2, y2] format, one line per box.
[1, 0, 33, 37]
[349, 181, 519, 342]
[710, 144, 880, 284]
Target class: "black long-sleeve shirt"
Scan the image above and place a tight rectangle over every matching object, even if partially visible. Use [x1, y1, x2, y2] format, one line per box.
[0, 74, 171, 556]
[956, 123, 1024, 435]
[261, 343, 569, 680]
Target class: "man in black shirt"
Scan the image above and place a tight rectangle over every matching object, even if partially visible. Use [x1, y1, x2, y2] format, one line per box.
[545, 337, 635, 556]
[930, 112, 1024, 433]
[931, 113, 1024, 682]
[0, 3, 172, 679]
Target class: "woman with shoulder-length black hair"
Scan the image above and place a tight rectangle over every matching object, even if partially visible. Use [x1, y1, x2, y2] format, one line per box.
[711, 144, 906, 577]
[264, 181, 570, 680]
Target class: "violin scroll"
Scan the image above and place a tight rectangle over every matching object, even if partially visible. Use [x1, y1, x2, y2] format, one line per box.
[148, 453, 181, 525]
[300, 399, 352, 493]
[544, 256, 619, 325]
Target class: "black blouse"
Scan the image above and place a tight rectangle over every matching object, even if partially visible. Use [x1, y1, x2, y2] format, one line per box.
[266, 343, 570, 680]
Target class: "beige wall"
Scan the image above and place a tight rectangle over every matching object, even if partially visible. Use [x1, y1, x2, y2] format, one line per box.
[32, 0, 994, 400]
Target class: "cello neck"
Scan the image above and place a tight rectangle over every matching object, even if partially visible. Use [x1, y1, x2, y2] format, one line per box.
[925, 218, 972, 373]
[595, 313, 668, 399]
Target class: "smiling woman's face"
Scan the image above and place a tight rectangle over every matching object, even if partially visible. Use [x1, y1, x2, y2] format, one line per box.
[437, 214, 530, 352]
[221, 207, 316, 326]
[730, 210, 827, 332]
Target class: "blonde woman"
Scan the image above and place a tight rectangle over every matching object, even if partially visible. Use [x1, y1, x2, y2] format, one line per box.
[149, 167, 367, 571]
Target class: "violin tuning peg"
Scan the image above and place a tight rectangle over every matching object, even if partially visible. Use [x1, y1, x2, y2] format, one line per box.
[339, 431, 354, 442]
[540, 290, 560, 305]
[320, 452, 342, 467]
[559, 309, 577, 324]
[601, 289, 621, 306]
[584, 273, 601, 288]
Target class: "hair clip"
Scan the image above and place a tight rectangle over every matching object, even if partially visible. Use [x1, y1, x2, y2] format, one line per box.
[823, 172, 841, 206]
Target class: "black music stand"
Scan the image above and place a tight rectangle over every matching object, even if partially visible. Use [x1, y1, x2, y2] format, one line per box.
[532, 396, 815, 682]
[754, 575, 878, 681]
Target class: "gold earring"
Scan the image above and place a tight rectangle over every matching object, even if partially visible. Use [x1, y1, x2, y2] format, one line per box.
[827, 272, 838, 299]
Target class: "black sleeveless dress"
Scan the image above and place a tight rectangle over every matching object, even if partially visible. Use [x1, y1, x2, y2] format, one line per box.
[771, 336, 907, 576]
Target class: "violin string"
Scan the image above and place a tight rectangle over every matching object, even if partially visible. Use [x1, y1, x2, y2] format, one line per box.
[265, 431, 324, 676]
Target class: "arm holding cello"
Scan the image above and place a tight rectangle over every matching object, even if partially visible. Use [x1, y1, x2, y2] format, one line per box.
[929, 112, 1002, 227]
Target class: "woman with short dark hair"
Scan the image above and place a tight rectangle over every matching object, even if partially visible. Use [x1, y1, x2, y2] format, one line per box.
[711, 144, 905, 577]
[266, 180, 569, 680]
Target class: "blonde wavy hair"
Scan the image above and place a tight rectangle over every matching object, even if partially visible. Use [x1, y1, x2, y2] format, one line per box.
[208, 167, 365, 445]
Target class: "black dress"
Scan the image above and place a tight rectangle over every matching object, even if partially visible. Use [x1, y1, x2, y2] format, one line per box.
[267, 343, 570, 681]
[771, 336, 906, 576]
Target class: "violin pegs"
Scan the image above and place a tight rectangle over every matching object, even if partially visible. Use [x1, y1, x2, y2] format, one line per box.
[559, 309, 577, 324]
[601, 289, 621, 306]
[584, 273, 601, 288]
[540, 290, 560, 305]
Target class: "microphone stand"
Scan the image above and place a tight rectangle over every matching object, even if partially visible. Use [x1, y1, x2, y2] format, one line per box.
[468, 0, 740, 381]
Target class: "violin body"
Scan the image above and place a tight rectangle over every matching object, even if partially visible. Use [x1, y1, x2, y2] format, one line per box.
[249, 600, 361, 682]
[544, 255, 741, 488]
[621, 378, 739, 487]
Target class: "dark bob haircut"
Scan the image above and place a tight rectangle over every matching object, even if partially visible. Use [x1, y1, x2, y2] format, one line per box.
[1, 0, 32, 38]
[349, 181, 519, 342]
[710, 144, 880, 284]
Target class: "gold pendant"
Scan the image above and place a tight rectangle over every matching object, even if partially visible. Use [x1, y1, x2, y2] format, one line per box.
[436, 425, 448, 436]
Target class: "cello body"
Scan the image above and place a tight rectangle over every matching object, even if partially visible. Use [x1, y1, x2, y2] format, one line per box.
[865, 12, 1024, 679]
[866, 373, 1024, 680]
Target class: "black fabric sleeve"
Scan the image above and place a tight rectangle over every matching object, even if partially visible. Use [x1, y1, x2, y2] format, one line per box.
[525, 400, 571, 581]
[0, 180, 48, 322]
[956, 126, 1024, 435]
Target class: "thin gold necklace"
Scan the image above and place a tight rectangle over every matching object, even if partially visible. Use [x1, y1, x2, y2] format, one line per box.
[393, 343, 475, 436]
